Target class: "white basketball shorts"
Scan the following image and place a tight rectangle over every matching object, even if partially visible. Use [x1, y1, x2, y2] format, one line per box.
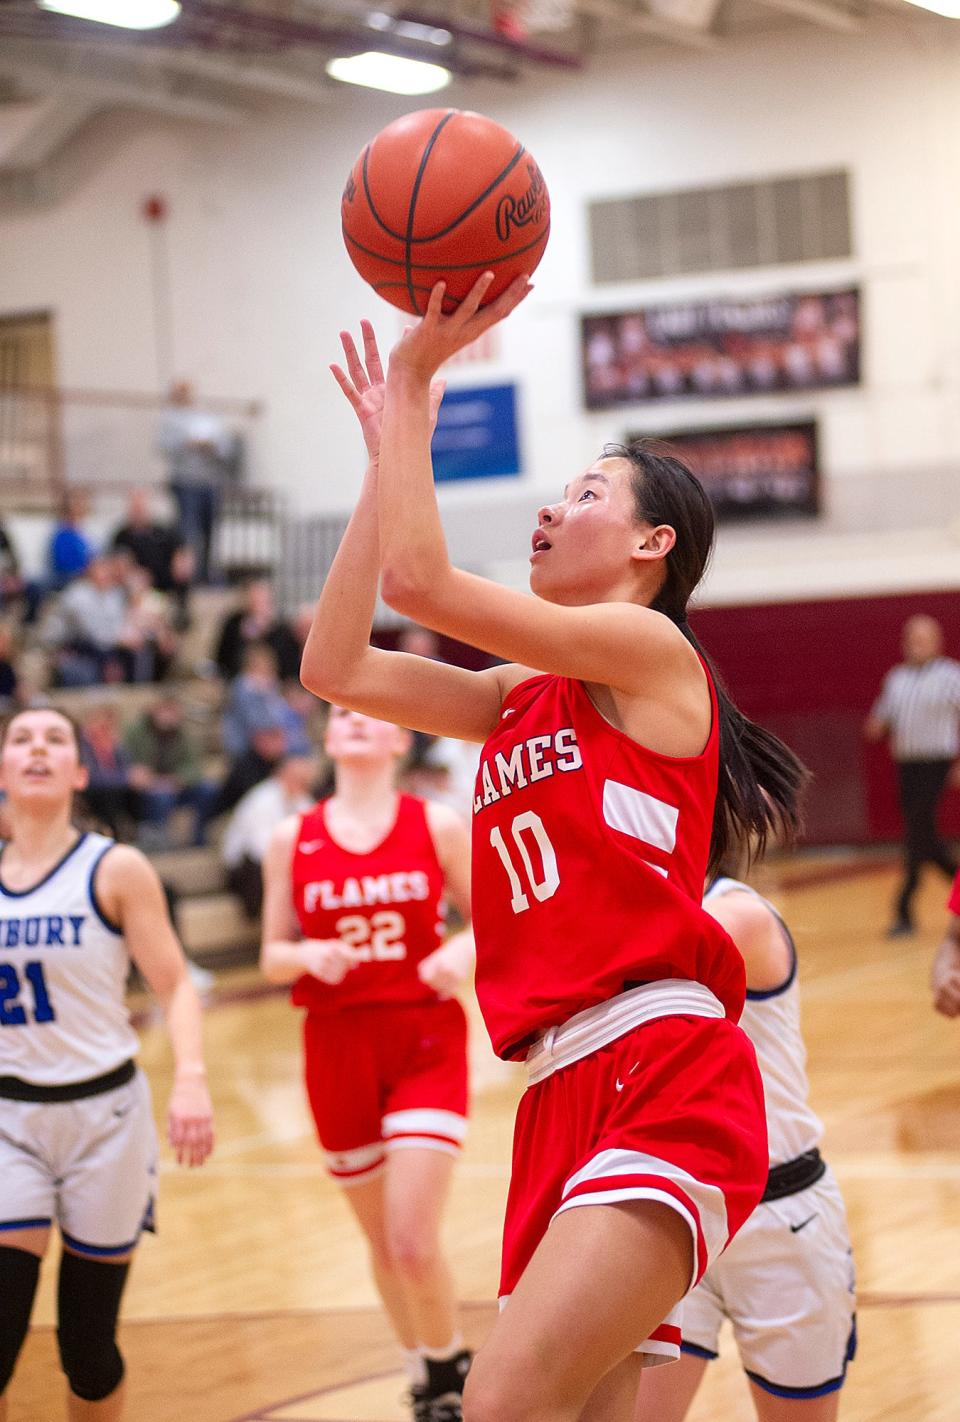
[681, 1164, 856, 1399]
[0, 1069, 158, 1257]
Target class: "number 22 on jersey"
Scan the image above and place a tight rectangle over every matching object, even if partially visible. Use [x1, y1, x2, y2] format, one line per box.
[335, 910, 407, 961]
[490, 811, 560, 915]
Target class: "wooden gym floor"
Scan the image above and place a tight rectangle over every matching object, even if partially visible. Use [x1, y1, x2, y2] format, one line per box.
[9, 853, 960, 1422]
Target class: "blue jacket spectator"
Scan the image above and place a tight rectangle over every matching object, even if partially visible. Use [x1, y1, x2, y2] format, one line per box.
[48, 491, 94, 589]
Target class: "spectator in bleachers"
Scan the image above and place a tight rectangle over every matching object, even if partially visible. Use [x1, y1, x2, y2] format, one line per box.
[0, 622, 20, 709]
[119, 564, 178, 683]
[157, 379, 232, 584]
[111, 486, 194, 628]
[47, 489, 94, 591]
[80, 702, 139, 839]
[402, 735, 481, 823]
[0, 519, 41, 623]
[213, 715, 288, 818]
[125, 693, 217, 848]
[220, 643, 310, 759]
[43, 553, 130, 686]
[278, 681, 315, 756]
[397, 623, 445, 766]
[222, 751, 316, 919]
[214, 577, 301, 682]
[221, 643, 292, 757]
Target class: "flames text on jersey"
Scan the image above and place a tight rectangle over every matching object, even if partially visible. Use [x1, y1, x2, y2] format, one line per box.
[303, 871, 431, 915]
[473, 727, 583, 814]
[0, 914, 86, 949]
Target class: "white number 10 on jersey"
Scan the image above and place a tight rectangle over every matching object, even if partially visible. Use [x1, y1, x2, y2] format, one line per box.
[490, 811, 560, 914]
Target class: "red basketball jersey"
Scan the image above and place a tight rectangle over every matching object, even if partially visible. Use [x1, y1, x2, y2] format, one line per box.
[291, 794, 446, 1015]
[472, 669, 746, 1059]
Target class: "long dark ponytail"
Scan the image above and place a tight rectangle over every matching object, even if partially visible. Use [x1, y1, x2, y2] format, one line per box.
[606, 440, 807, 873]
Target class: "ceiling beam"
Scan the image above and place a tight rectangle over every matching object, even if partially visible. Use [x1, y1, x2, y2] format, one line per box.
[139, 50, 333, 106]
[0, 45, 247, 125]
[746, 0, 863, 33]
[574, 0, 722, 48]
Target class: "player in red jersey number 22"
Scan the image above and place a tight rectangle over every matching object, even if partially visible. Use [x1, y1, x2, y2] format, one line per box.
[301, 277, 805, 1422]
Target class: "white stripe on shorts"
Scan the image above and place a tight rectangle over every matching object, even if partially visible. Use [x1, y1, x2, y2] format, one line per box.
[324, 1140, 385, 1183]
[557, 1147, 730, 1287]
[382, 1108, 467, 1144]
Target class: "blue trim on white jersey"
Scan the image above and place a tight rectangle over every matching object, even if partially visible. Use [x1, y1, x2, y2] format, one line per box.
[707, 876, 798, 1000]
[0, 832, 88, 899]
[0, 1216, 52, 1231]
[87, 844, 122, 936]
[745, 940, 797, 1001]
[745, 1317, 857, 1398]
[680, 1339, 719, 1361]
[61, 1227, 141, 1259]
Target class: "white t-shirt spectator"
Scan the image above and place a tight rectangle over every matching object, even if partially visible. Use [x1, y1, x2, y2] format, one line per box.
[221, 777, 313, 869]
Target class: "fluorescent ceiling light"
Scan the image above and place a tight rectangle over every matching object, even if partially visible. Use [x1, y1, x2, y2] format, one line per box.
[326, 51, 451, 95]
[39, 0, 181, 28]
[902, 0, 960, 13]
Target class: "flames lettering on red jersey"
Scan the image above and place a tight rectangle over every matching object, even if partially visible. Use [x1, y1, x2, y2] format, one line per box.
[473, 727, 582, 813]
[303, 871, 431, 914]
[290, 795, 446, 1016]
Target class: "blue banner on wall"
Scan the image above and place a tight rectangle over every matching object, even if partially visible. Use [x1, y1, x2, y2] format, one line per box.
[431, 384, 520, 482]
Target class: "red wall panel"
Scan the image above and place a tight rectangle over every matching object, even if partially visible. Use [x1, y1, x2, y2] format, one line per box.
[691, 590, 960, 845]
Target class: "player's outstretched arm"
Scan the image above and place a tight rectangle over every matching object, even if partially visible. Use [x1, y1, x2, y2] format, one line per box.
[96, 844, 214, 1168]
[377, 276, 698, 700]
[300, 321, 515, 743]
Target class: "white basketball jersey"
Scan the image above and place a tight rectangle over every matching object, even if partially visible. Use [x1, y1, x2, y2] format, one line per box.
[705, 877, 822, 1166]
[0, 832, 139, 1086]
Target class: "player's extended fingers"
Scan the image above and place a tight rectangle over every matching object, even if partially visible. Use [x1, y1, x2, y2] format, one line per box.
[339, 330, 369, 390]
[425, 281, 447, 321]
[361, 319, 384, 385]
[330, 364, 363, 415]
[454, 270, 496, 324]
[474, 273, 532, 329]
[172, 1114, 213, 1167]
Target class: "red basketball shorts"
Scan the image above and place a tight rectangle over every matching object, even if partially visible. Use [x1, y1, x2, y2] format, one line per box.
[303, 997, 468, 1186]
[499, 1010, 767, 1366]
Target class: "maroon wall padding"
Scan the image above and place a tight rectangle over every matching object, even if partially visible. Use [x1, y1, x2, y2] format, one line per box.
[691, 589, 960, 846]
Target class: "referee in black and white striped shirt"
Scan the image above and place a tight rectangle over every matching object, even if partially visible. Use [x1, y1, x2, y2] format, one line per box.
[866, 615, 960, 935]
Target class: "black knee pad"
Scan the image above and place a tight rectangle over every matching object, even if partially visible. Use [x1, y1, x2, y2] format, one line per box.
[0, 1246, 41, 1393]
[57, 1250, 130, 1402]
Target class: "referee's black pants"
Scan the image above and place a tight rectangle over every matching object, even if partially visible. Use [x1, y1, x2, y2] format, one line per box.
[895, 758, 958, 924]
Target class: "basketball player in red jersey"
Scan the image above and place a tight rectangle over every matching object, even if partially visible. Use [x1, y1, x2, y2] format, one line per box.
[260, 705, 475, 1422]
[301, 281, 805, 1422]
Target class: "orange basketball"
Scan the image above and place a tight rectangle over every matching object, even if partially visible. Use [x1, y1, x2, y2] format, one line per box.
[341, 108, 550, 317]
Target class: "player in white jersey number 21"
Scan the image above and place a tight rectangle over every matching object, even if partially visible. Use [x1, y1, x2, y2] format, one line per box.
[0, 708, 214, 1422]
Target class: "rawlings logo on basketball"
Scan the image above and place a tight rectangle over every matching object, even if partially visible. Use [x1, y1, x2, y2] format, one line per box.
[495, 162, 547, 243]
[343, 170, 357, 204]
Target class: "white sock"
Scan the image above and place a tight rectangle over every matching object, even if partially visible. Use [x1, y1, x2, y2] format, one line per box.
[421, 1334, 464, 1363]
[403, 1348, 427, 1387]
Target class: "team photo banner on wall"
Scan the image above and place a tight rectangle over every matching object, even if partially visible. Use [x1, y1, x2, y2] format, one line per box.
[631, 421, 820, 522]
[583, 288, 860, 408]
